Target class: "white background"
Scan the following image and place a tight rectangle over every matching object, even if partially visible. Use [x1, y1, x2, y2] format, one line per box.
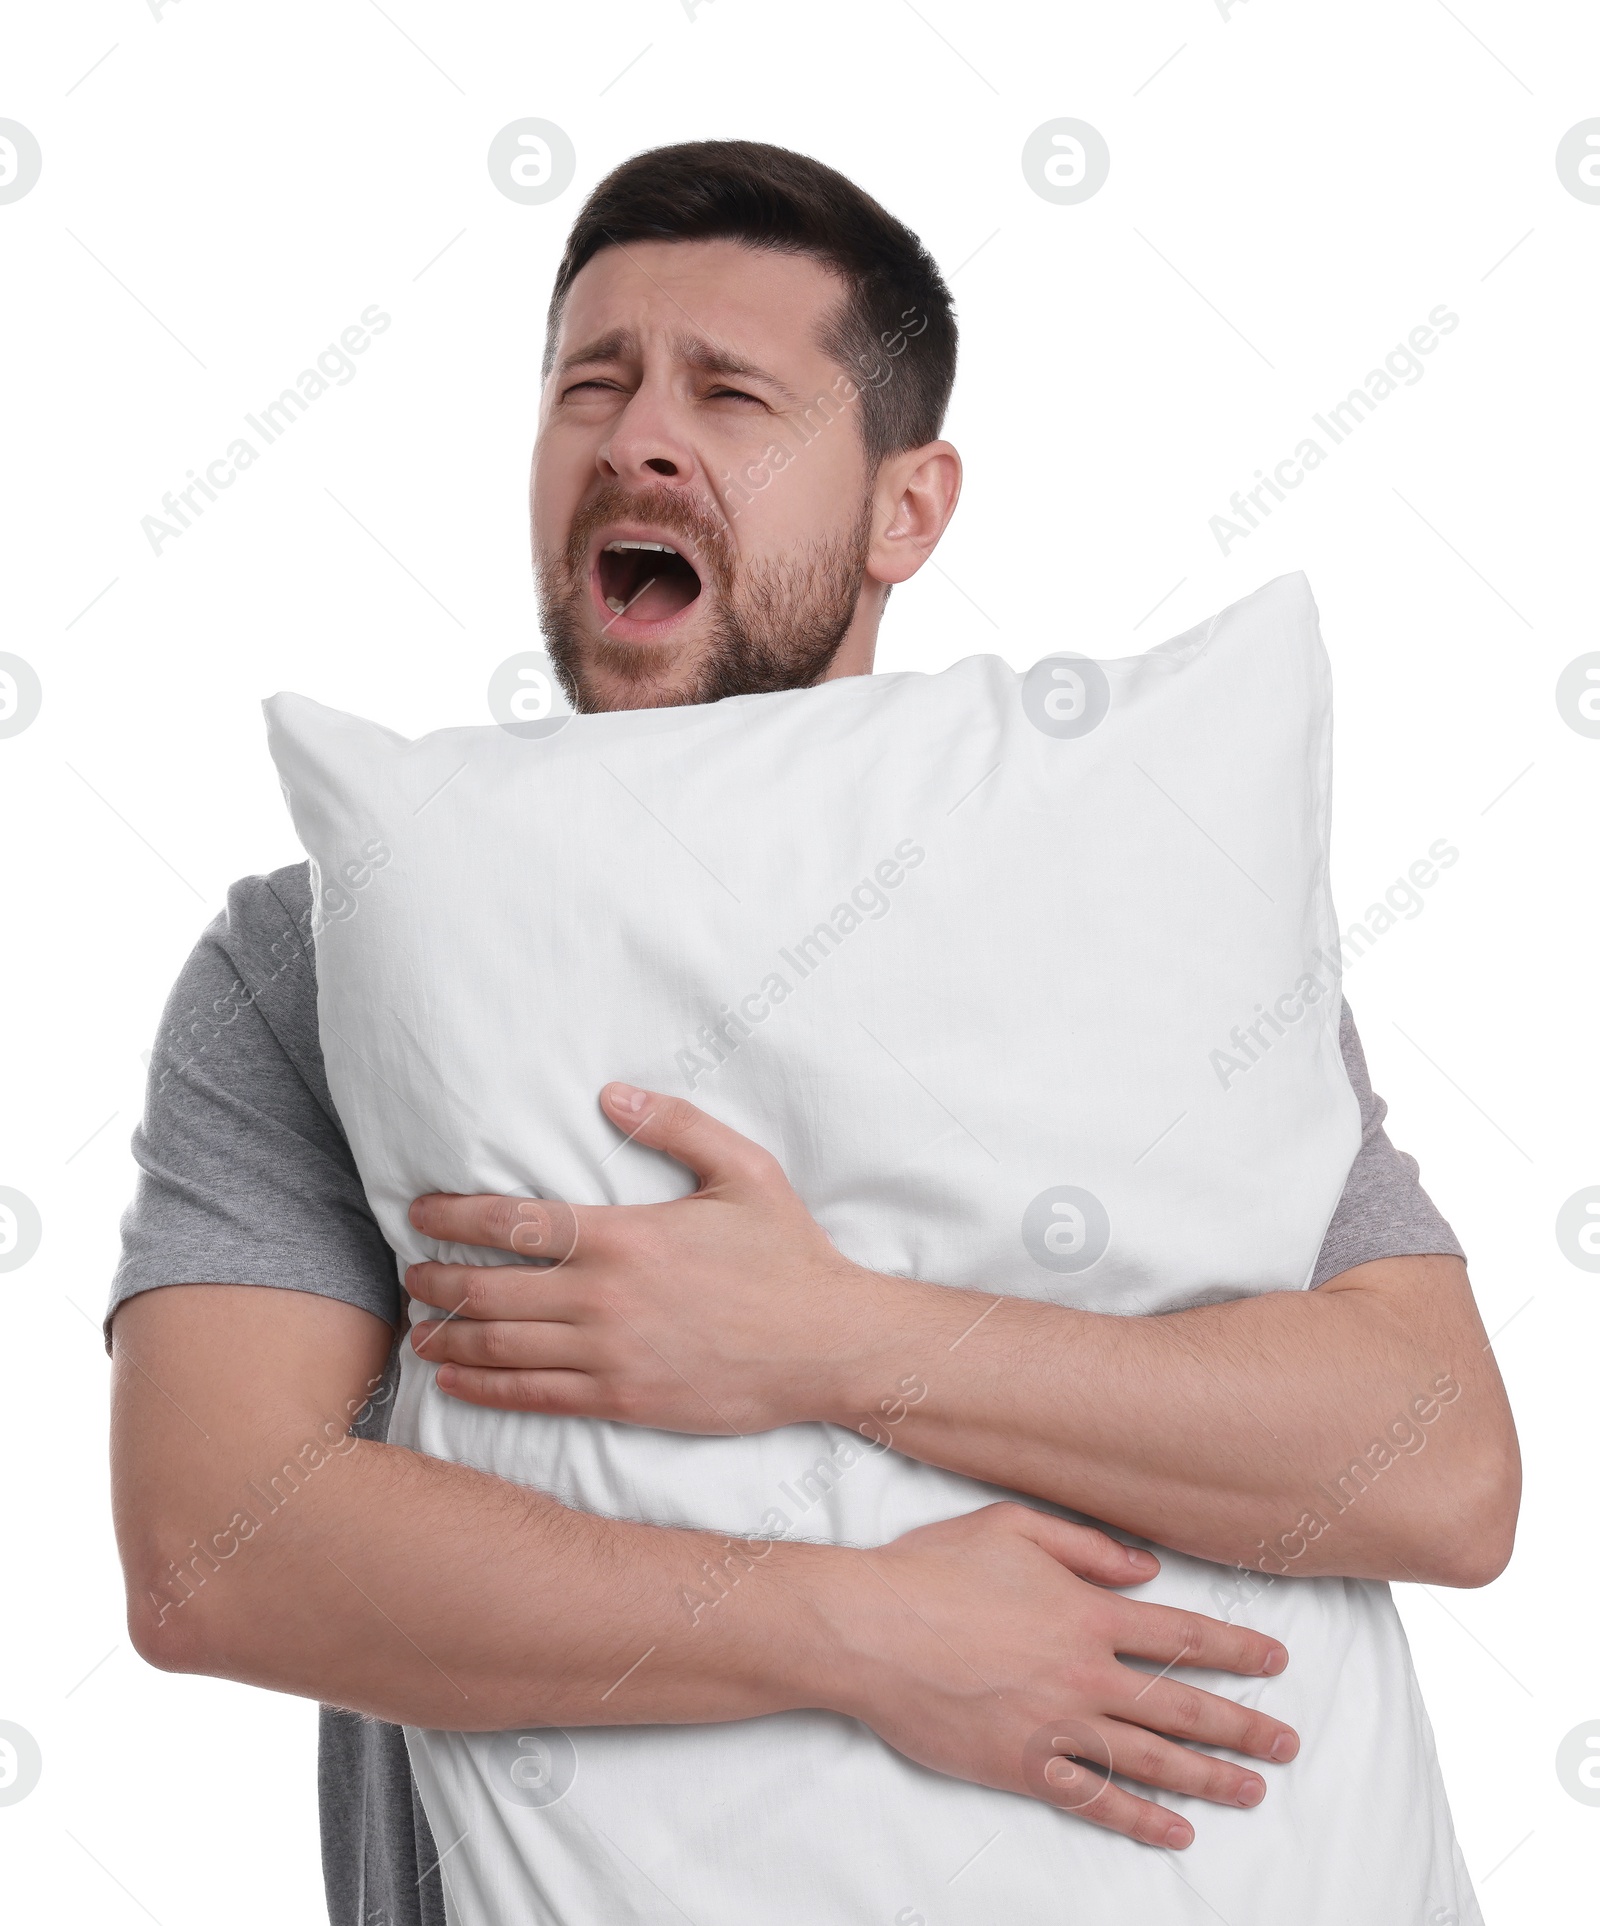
[2, 1, 1597, 1920]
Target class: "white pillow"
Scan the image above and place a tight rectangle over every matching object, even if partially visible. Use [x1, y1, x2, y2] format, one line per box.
[267, 571, 1479, 1926]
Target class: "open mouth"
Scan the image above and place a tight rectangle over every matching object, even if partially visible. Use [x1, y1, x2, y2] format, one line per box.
[593, 538, 704, 631]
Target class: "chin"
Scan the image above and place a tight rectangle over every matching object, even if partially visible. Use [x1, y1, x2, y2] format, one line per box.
[552, 618, 720, 713]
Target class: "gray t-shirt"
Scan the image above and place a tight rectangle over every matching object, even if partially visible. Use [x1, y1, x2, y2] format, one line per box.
[108, 862, 1466, 1926]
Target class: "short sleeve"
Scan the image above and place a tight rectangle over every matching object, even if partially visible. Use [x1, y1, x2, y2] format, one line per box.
[1310, 1001, 1466, 1287]
[106, 863, 401, 1349]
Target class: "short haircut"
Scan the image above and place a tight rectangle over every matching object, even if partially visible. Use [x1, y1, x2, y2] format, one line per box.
[544, 140, 957, 465]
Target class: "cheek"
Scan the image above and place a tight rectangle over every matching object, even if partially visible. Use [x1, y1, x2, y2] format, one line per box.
[530, 429, 597, 556]
[730, 431, 864, 541]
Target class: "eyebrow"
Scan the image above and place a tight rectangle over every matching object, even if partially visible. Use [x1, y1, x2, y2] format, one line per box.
[557, 328, 635, 376]
[557, 326, 803, 405]
[673, 333, 800, 402]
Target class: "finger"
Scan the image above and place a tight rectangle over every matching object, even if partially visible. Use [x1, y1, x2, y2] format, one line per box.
[408, 1194, 582, 1262]
[1006, 1505, 1162, 1587]
[404, 1260, 582, 1322]
[411, 1317, 587, 1372]
[599, 1083, 783, 1194]
[1115, 1671, 1299, 1767]
[1109, 1599, 1288, 1680]
[1024, 1740, 1196, 1850]
[431, 1364, 601, 1414]
[1098, 1718, 1269, 1810]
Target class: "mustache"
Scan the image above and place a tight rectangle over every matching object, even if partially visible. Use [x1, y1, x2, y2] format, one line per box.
[561, 484, 733, 591]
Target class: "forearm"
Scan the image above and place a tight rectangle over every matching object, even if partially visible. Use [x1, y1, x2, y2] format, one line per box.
[833, 1256, 1518, 1585]
[139, 1439, 842, 1730]
[112, 1287, 848, 1730]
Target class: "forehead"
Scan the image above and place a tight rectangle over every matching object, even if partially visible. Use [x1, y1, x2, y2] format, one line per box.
[552, 238, 847, 373]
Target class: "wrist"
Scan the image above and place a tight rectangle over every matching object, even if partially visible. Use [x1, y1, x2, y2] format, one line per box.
[813, 1263, 924, 1430]
[761, 1538, 881, 1722]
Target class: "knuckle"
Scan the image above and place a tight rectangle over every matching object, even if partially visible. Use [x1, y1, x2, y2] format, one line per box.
[1164, 1687, 1205, 1735]
[1172, 1614, 1205, 1658]
[605, 1382, 645, 1424]
[966, 1503, 1011, 1539]
[1131, 1805, 1172, 1846]
[736, 1143, 782, 1187]
[483, 1195, 520, 1244]
[479, 1324, 512, 1365]
[1053, 1655, 1097, 1698]
[653, 1096, 696, 1136]
[508, 1204, 553, 1255]
[513, 1373, 557, 1412]
[1232, 1631, 1264, 1670]
[1077, 1598, 1117, 1645]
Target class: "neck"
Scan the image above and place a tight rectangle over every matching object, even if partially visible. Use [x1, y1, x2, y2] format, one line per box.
[820, 580, 885, 683]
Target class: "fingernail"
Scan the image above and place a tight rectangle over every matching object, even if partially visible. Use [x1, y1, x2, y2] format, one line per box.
[1260, 1648, 1287, 1675]
[1125, 1545, 1150, 1564]
[1165, 1821, 1192, 1849]
[606, 1082, 649, 1116]
[1270, 1733, 1297, 1762]
[1235, 1778, 1264, 1807]
[436, 1365, 456, 1390]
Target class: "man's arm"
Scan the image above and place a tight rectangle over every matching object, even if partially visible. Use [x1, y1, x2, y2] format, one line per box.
[409, 1084, 1520, 1589]
[112, 1284, 823, 1729]
[111, 1280, 1301, 1849]
[813, 1250, 1516, 1588]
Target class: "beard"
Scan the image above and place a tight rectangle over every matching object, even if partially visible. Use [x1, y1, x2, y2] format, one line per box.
[536, 482, 873, 713]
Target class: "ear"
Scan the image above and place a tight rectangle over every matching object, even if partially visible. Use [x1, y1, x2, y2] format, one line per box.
[865, 441, 963, 587]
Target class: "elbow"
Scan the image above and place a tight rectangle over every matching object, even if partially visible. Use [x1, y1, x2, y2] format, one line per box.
[118, 1518, 245, 1678]
[127, 1594, 207, 1675]
[1415, 1443, 1522, 1589]
[123, 1549, 218, 1676]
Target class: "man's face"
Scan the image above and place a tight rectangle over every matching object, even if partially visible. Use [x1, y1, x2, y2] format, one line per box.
[530, 239, 878, 711]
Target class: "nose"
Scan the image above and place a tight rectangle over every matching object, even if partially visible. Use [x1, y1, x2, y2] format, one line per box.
[598, 383, 696, 489]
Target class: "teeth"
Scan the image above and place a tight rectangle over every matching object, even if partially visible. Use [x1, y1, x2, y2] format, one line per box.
[604, 539, 678, 555]
[605, 595, 627, 613]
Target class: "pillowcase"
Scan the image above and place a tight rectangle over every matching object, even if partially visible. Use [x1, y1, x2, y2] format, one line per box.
[266, 570, 1477, 1926]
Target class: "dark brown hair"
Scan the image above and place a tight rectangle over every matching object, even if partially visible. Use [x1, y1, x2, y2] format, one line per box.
[544, 140, 957, 464]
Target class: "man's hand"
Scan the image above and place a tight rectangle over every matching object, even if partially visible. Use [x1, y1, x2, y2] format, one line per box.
[829, 1503, 1295, 1849]
[407, 1081, 883, 1433]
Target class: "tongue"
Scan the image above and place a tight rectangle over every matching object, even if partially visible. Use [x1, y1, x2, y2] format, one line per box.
[626, 565, 699, 621]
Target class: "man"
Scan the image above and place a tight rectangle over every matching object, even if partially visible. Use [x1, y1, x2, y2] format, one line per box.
[108, 142, 1518, 1925]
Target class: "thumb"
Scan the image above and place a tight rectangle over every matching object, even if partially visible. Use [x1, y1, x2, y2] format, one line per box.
[1010, 1507, 1161, 1589]
[599, 1083, 783, 1195]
